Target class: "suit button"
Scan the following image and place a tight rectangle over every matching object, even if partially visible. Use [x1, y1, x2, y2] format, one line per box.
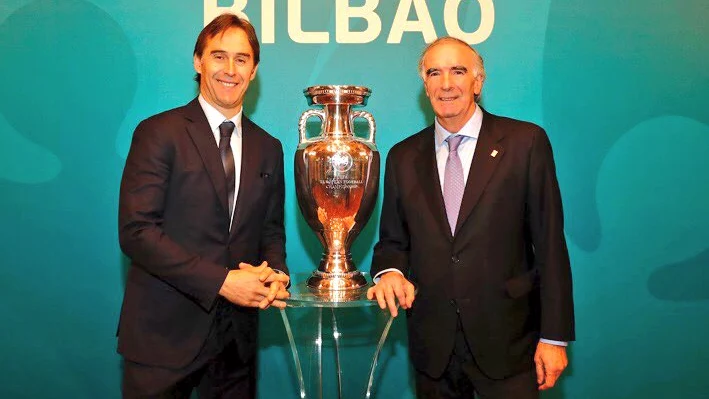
[451, 255, 460, 264]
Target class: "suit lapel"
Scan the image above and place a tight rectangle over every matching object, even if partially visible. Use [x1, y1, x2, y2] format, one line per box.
[455, 110, 504, 235]
[415, 126, 454, 242]
[230, 116, 259, 235]
[183, 99, 230, 216]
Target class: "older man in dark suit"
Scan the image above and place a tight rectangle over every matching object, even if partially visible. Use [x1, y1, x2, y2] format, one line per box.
[118, 14, 289, 398]
[368, 37, 575, 398]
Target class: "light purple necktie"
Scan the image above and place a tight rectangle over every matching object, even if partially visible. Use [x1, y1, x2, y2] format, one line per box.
[444, 135, 465, 234]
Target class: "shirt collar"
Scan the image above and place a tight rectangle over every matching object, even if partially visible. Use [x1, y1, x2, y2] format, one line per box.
[198, 95, 242, 137]
[434, 104, 483, 148]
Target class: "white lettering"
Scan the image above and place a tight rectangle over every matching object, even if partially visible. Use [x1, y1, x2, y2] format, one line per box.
[261, 0, 276, 43]
[387, 0, 437, 44]
[443, 0, 495, 44]
[288, 0, 329, 43]
[203, 0, 248, 27]
[201, 0, 495, 44]
[336, 0, 382, 44]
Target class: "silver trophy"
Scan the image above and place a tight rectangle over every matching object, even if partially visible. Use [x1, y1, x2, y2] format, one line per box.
[295, 85, 379, 297]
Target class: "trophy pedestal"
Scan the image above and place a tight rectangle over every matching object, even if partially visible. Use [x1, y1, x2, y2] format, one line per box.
[306, 269, 368, 295]
[280, 274, 396, 399]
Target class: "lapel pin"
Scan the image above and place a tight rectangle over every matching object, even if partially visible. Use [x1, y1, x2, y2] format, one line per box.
[490, 150, 498, 157]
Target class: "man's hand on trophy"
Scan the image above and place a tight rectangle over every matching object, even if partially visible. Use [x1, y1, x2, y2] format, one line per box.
[366, 272, 415, 317]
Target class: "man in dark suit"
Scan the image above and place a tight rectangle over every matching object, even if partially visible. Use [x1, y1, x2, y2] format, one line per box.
[367, 37, 575, 398]
[118, 14, 289, 398]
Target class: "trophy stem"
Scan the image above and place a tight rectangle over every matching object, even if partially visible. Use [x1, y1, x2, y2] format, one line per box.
[307, 229, 368, 292]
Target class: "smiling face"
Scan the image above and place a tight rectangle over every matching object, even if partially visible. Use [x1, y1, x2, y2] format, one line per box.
[421, 40, 484, 132]
[193, 27, 257, 119]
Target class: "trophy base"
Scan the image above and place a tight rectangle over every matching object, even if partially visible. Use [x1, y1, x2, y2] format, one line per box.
[306, 270, 369, 301]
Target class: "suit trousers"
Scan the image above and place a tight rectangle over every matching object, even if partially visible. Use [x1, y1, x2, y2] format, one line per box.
[414, 317, 538, 399]
[122, 299, 255, 399]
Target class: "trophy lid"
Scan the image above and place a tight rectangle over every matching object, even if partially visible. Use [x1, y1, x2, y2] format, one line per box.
[304, 85, 371, 106]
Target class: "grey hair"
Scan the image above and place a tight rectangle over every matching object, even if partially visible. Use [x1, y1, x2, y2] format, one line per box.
[418, 36, 486, 82]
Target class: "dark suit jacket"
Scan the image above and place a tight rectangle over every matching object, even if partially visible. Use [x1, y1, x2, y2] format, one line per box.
[371, 109, 574, 379]
[117, 98, 287, 369]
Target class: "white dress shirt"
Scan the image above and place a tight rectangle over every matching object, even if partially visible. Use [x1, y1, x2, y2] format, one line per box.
[198, 95, 242, 230]
[433, 104, 483, 189]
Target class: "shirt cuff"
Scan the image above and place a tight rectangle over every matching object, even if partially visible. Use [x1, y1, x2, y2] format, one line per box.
[273, 268, 291, 289]
[540, 339, 568, 347]
[373, 268, 404, 283]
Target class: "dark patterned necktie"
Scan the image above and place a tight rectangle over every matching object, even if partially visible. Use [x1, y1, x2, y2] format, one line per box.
[444, 135, 465, 234]
[218, 121, 236, 220]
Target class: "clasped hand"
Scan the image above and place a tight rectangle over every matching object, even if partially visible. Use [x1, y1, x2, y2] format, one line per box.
[219, 261, 290, 309]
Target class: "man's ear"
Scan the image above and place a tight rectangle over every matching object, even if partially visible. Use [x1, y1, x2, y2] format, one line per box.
[249, 64, 259, 81]
[193, 55, 202, 74]
[473, 75, 484, 97]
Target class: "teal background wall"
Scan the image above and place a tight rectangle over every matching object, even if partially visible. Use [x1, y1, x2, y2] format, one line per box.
[1, 0, 708, 397]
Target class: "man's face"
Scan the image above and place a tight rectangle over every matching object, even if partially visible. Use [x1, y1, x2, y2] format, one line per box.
[194, 27, 257, 118]
[421, 41, 484, 132]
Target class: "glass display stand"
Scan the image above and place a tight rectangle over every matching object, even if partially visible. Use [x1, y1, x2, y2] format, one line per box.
[280, 275, 395, 399]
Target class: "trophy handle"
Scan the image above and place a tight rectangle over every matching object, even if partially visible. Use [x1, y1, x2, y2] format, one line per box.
[298, 109, 326, 144]
[352, 110, 376, 144]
